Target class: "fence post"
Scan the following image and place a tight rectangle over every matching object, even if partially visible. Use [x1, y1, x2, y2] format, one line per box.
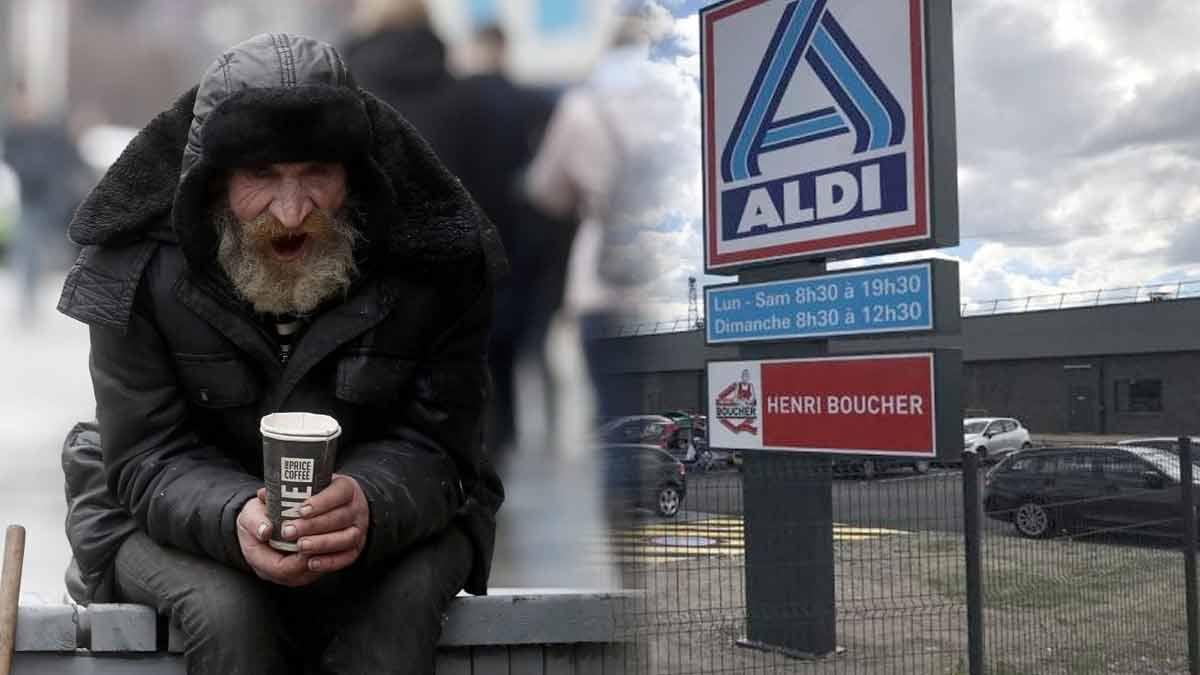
[963, 450, 985, 675]
[1181, 436, 1199, 675]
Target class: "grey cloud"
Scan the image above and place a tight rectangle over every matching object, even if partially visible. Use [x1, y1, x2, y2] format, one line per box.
[1082, 73, 1200, 156]
[953, 1, 1113, 163]
[1163, 220, 1200, 266]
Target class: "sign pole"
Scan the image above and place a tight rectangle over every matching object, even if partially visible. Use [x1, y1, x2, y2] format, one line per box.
[701, 0, 959, 660]
[734, 261, 839, 657]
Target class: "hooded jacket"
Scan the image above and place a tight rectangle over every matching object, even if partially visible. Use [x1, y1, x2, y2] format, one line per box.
[57, 33, 506, 603]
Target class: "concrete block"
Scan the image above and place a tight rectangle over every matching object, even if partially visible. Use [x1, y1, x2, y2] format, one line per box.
[86, 604, 157, 652]
[14, 604, 77, 651]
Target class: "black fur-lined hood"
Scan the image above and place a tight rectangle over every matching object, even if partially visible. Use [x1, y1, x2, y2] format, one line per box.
[60, 33, 505, 328]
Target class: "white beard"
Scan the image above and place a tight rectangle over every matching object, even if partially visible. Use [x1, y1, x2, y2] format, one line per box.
[214, 205, 361, 316]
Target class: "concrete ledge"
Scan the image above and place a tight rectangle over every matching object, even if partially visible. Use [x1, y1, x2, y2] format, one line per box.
[87, 604, 157, 652]
[17, 589, 631, 654]
[440, 588, 626, 647]
[13, 590, 637, 674]
[15, 605, 77, 651]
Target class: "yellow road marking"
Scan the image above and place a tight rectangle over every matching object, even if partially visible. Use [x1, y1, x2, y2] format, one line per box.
[606, 517, 910, 564]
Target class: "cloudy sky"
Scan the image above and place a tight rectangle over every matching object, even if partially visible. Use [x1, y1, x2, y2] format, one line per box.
[612, 0, 1200, 320]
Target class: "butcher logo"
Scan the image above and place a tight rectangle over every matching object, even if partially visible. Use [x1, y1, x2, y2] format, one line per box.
[715, 369, 759, 434]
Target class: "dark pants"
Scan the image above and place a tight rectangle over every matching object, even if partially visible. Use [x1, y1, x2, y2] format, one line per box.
[113, 527, 473, 675]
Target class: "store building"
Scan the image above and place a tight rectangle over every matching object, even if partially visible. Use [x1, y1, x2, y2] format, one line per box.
[591, 296, 1200, 435]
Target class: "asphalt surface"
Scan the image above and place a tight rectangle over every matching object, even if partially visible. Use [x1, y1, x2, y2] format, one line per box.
[683, 464, 999, 534]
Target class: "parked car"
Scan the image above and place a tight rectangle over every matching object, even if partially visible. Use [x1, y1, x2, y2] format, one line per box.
[1117, 437, 1200, 455]
[598, 415, 678, 450]
[964, 417, 1032, 462]
[659, 412, 707, 451]
[983, 445, 1190, 539]
[601, 444, 688, 518]
[833, 454, 934, 479]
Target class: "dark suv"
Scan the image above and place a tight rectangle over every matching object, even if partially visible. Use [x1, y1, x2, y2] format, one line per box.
[602, 444, 688, 518]
[983, 445, 1189, 539]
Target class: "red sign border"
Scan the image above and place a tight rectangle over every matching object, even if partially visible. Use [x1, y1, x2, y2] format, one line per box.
[701, 0, 930, 271]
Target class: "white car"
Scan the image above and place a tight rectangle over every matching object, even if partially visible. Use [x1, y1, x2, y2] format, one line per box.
[964, 417, 1032, 462]
[1117, 437, 1200, 456]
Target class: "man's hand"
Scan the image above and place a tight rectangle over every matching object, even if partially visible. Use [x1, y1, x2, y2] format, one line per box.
[236, 493, 320, 587]
[278, 474, 370, 574]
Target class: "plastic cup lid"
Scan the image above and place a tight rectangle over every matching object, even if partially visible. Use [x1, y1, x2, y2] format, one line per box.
[260, 412, 341, 440]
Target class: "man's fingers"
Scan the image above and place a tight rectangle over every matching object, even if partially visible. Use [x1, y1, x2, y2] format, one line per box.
[256, 487, 267, 502]
[298, 526, 363, 556]
[307, 547, 359, 574]
[237, 505, 272, 541]
[283, 506, 355, 539]
[241, 537, 286, 578]
[300, 474, 355, 518]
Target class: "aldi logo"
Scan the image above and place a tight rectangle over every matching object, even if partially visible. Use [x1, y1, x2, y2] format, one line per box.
[702, 0, 957, 271]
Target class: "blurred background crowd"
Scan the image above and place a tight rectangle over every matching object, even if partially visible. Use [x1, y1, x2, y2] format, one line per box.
[0, 0, 679, 595]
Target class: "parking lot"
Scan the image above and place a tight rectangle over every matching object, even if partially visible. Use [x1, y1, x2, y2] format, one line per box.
[681, 463, 981, 534]
[616, 454, 1192, 673]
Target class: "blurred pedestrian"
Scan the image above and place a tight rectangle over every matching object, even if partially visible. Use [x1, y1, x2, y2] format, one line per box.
[345, 6, 563, 455]
[3, 83, 88, 321]
[341, 0, 459, 162]
[525, 9, 668, 422]
[444, 24, 563, 455]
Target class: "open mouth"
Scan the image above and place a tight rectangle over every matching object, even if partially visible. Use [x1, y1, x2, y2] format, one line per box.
[269, 232, 310, 260]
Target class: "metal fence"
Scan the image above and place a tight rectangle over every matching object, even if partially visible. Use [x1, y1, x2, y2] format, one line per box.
[601, 439, 1200, 674]
[960, 281, 1200, 317]
[605, 280, 1200, 338]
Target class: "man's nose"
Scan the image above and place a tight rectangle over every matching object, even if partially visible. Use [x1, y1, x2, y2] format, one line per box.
[268, 178, 314, 229]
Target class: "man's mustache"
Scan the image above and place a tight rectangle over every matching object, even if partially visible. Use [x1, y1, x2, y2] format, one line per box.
[243, 209, 335, 241]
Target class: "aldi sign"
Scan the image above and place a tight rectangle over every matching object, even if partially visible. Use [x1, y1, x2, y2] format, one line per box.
[701, 0, 957, 271]
[707, 352, 961, 457]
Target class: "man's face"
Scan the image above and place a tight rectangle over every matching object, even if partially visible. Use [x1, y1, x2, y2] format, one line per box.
[227, 161, 348, 260]
[216, 161, 360, 316]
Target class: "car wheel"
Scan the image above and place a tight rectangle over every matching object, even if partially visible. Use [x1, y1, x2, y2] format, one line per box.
[656, 484, 682, 518]
[975, 446, 988, 462]
[1014, 501, 1053, 539]
[1021, 442, 1033, 450]
[861, 460, 876, 480]
[913, 460, 931, 475]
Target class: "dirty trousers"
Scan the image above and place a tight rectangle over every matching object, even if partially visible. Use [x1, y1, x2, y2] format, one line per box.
[112, 526, 473, 675]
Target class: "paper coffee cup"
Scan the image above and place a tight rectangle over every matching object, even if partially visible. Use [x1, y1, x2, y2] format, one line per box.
[261, 413, 341, 552]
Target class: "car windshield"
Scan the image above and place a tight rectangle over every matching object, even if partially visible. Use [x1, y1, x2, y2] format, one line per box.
[964, 421, 988, 434]
[1122, 446, 1193, 482]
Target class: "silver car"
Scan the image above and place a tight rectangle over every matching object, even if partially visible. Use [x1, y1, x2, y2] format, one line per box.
[964, 417, 1032, 462]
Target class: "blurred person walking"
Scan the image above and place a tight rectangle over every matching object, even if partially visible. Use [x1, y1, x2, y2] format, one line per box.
[344, 4, 563, 455]
[3, 84, 88, 322]
[525, 10, 668, 422]
[341, 0, 459, 166]
[445, 25, 564, 455]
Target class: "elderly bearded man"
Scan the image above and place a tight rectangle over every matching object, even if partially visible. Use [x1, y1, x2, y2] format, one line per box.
[56, 33, 505, 674]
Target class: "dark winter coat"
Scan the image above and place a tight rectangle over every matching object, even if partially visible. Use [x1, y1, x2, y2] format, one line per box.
[57, 33, 506, 604]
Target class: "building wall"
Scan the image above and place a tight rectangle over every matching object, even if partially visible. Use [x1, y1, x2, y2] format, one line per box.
[590, 298, 1200, 435]
[596, 371, 704, 418]
[963, 352, 1200, 435]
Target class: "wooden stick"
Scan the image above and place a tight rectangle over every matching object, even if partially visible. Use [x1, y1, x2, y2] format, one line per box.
[0, 525, 26, 675]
